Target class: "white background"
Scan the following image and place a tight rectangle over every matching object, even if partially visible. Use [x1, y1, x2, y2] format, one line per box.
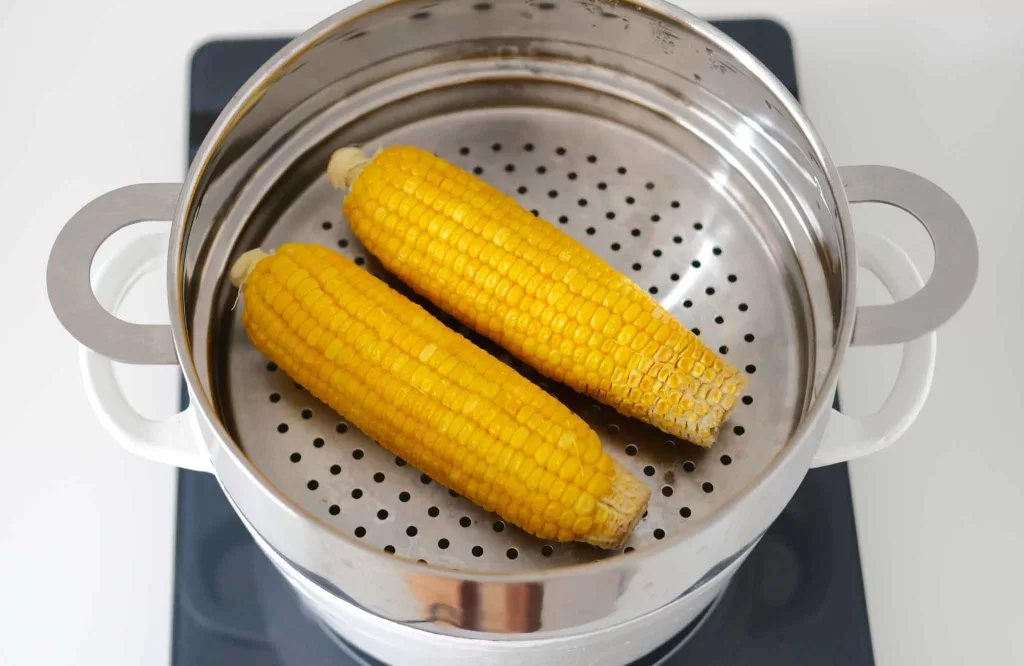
[1, 0, 1021, 664]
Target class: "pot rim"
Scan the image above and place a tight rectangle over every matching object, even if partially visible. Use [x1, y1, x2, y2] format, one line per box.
[166, 0, 856, 585]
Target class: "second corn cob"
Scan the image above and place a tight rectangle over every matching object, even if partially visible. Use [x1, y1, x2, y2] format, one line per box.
[328, 145, 749, 447]
[230, 242, 649, 549]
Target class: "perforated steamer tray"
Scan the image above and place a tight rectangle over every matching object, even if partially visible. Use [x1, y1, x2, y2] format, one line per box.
[224, 108, 807, 572]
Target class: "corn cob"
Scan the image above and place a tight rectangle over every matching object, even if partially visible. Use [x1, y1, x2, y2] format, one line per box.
[230, 243, 649, 549]
[328, 146, 749, 447]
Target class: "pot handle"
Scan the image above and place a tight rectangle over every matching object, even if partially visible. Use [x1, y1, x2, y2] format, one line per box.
[840, 166, 978, 347]
[47, 183, 181, 365]
[80, 229, 211, 472]
[811, 233, 936, 467]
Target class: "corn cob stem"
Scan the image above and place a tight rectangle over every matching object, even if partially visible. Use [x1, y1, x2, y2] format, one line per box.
[329, 145, 749, 447]
[231, 243, 649, 550]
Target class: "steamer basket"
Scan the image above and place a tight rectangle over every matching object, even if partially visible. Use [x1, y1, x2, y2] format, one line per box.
[227, 107, 817, 572]
[46, 1, 977, 664]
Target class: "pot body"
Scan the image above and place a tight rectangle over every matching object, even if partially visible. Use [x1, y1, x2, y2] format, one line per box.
[227, 466, 746, 666]
[265, 526, 748, 666]
[46, 1, 977, 664]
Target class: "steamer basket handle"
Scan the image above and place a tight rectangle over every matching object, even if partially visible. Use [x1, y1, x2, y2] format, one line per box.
[812, 233, 936, 467]
[841, 166, 978, 346]
[47, 183, 181, 364]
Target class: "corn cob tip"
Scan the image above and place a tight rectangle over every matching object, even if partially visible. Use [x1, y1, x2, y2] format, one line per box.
[590, 459, 651, 550]
[328, 146, 371, 190]
[230, 248, 270, 288]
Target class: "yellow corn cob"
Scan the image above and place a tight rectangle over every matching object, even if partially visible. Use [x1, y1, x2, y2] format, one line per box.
[328, 145, 749, 447]
[230, 243, 649, 549]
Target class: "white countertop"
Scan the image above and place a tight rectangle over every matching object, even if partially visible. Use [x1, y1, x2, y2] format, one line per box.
[1, 0, 1021, 664]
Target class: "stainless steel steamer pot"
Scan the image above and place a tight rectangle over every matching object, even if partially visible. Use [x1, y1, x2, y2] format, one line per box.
[46, 2, 978, 664]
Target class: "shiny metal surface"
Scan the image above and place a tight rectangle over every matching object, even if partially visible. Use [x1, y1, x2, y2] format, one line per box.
[841, 165, 979, 346]
[252, 515, 749, 666]
[314, 580, 727, 666]
[47, 183, 181, 364]
[45, 0, 979, 663]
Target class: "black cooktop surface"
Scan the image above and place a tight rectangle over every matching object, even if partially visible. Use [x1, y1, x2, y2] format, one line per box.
[174, 20, 874, 666]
